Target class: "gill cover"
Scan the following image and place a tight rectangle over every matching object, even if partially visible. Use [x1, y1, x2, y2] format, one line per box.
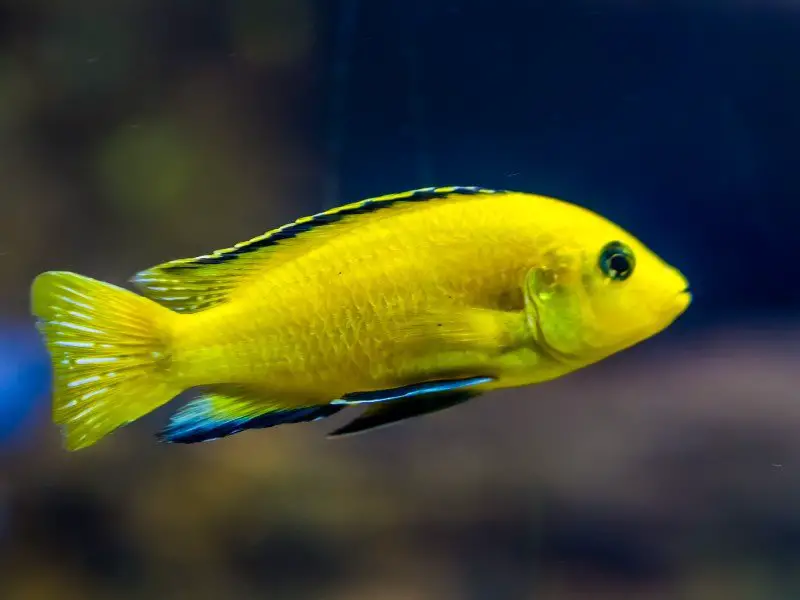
[524, 264, 590, 358]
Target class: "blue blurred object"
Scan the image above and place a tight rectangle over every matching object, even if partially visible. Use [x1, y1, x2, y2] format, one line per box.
[0, 321, 51, 445]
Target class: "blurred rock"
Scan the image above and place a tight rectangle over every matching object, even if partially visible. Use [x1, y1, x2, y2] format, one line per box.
[1, 327, 800, 598]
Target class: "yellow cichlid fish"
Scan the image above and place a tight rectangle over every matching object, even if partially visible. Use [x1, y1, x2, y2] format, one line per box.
[31, 186, 691, 451]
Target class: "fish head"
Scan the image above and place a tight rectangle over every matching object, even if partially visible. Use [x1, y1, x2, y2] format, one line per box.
[524, 222, 691, 364]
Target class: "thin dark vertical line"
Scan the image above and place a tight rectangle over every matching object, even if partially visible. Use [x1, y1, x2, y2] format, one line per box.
[406, 3, 433, 186]
[324, 0, 360, 209]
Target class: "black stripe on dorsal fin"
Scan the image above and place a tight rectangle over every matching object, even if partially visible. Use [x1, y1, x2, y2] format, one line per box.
[161, 186, 502, 267]
[132, 186, 506, 313]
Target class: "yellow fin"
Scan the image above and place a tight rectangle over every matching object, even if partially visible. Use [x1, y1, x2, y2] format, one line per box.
[132, 186, 504, 313]
[396, 306, 528, 352]
[31, 271, 182, 450]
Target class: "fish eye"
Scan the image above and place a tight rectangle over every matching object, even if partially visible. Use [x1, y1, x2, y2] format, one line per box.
[598, 241, 635, 282]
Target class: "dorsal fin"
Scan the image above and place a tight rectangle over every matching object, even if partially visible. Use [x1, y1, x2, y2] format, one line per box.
[132, 186, 505, 313]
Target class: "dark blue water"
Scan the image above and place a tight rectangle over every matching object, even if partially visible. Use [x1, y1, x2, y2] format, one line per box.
[3, 0, 798, 441]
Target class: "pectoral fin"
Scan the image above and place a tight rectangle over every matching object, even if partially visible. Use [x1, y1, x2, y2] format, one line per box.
[395, 307, 527, 352]
[328, 390, 479, 437]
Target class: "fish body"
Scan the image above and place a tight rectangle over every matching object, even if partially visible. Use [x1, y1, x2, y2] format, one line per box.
[31, 186, 691, 450]
[172, 190, 557, 393]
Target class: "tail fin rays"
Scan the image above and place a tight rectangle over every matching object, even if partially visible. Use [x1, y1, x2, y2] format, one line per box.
[32, 271, 182, 450]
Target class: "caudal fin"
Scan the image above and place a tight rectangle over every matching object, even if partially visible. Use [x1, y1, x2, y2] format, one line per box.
[31, 271, 183, 450]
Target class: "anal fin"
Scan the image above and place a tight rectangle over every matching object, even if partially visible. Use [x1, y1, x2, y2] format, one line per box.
[158, 385, 343, 444]
[328, 390, 479, 437]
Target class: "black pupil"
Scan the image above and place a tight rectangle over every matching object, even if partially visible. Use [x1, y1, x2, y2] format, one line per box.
[599, 241, 635, 281]
[609, 253, 630, 275]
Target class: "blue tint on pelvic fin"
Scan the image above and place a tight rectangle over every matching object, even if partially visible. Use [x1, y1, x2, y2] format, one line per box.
[158, 398, 344, 444]
[332, 376, 494, 405]
[328, 390, 479, 437]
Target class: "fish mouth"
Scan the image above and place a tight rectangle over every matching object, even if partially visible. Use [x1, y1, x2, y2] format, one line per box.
[666, 287, 692, 318]
[678, 287, 692, 307]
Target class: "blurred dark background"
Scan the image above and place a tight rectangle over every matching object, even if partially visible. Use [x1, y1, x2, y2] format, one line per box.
[2, 0, 800, 598]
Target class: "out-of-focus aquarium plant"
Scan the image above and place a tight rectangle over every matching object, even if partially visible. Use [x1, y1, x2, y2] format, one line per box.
[2, 1, 800, 598]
